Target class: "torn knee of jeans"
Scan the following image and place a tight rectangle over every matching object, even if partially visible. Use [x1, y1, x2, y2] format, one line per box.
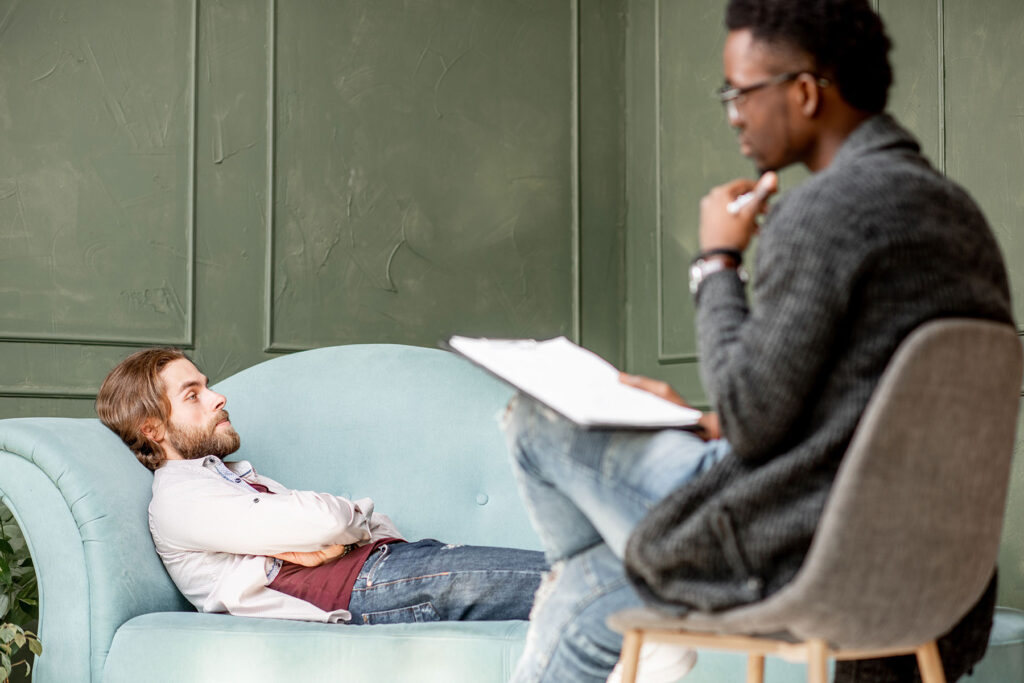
[529, 560, 564, 621]
[499, 393, 523, 432]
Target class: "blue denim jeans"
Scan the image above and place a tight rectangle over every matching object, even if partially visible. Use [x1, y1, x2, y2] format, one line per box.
[502, 394, 730, 683]
[346, 539, 548, 624]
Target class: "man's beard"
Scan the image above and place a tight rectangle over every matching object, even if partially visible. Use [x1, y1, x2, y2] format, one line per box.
[165, 409, 241, 461]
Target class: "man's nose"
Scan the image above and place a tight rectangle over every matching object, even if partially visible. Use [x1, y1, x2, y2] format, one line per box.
[210, 391, 226, 411]
[727, 101, 743, 128]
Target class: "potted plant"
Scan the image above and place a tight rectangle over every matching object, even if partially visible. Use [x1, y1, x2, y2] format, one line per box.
[0, 505, 41, 682]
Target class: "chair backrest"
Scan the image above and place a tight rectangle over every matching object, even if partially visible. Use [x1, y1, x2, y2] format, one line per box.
[773, 318, 1022, 648]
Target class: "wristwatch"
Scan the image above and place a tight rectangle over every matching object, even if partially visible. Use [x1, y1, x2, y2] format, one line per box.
[689, 254, 748, 295]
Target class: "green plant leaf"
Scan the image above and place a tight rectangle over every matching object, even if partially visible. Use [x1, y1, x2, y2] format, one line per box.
[11, 634, 22, 649]
[27, 638, 40, 656]
[0, 541, 13, 557]
[0, 626, 14, 644]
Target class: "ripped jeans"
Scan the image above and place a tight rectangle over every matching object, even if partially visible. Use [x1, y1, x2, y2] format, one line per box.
[502, 394, 730, 683]
[346, 539, 548, 624]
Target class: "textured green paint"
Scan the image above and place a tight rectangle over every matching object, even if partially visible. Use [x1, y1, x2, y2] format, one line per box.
[625, 0, 731, 407]
[0, 0, 611, 416]
[0, 0, 195, 344]
[268, 1, 575, 350]
[878, 0, 942, 165]
[941, 0, 1024, 330]
[578, 0, 627, 367]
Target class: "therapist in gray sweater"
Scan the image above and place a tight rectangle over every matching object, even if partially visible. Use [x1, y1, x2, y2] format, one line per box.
[503, 1, 1014, 683]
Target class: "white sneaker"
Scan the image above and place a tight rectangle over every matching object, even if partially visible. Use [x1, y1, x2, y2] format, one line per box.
[606, 643, 697, 683]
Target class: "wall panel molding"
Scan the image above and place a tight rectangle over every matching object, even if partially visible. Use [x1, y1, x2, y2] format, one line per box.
[262, 0, 581, 353]
[1, 0, 198, 349]
[653, 0, 695, 366]
[0, 390, 96, 400]
[571, 0, 581, 344]
[262, 0, 282, 353]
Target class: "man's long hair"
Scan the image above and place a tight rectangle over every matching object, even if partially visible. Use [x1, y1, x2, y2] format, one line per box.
[96, 347, 189, 471]
[726, 0, 893, 114]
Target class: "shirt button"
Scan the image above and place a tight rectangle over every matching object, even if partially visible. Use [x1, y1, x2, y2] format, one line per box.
[235, 478, 241, 483]
[253, 498, 260, 503]
[476, 494, 489, 506]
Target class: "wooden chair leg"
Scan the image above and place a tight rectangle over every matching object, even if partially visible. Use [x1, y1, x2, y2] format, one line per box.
[807, 639, 828, 683]
[746, 653, 765, 683]
[915, 641, 947, 683]
[619, 630, 643, 683]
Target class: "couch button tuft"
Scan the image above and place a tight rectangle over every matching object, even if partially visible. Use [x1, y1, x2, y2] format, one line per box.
[476, 494, 489, 506]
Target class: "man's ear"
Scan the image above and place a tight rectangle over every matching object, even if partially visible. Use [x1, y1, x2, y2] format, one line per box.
[795, 72, 823, 118]
[141, 417, 166, 444]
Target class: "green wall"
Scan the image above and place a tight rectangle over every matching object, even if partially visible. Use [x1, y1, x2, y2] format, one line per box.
[2, 0, 1024, 607]
[0, 0, 626, 418]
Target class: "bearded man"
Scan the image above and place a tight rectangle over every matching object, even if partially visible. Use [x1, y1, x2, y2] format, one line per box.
[96, 347, 546, 625]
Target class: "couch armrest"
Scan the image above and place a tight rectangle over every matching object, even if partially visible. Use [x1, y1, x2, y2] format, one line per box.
[0, 418, 190, 683]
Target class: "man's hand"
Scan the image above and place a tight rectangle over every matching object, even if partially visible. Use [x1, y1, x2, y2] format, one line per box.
[619, 373, 721, 441]
[272, 543, 351, 567]
[699, 172, 778, 252]
[619, 373, 690, 407]
[695, 412, 721, 441]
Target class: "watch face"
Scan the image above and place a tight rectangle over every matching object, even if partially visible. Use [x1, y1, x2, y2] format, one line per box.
[689, 261, 703, 294]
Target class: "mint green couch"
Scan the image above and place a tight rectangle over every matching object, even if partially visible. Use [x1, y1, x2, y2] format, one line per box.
[0, 344, 1021, 682]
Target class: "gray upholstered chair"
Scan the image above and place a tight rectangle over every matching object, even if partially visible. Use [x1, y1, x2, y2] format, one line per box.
[608, 318, 1023, 683]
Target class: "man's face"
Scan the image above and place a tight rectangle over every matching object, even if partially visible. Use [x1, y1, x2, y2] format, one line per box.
[722, 29, 811, 173]
[158, 358, 240, 461]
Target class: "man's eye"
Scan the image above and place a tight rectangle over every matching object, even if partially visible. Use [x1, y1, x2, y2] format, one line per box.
[186, 393, 197, 401]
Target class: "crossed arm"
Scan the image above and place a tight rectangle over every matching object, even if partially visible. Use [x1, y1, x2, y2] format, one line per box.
[152, 475, 402, 567]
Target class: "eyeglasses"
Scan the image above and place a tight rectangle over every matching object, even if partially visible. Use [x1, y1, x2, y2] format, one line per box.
[716, 71, 830, 119]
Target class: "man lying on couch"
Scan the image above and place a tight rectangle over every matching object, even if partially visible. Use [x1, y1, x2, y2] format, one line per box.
[96, 347, 546, 625]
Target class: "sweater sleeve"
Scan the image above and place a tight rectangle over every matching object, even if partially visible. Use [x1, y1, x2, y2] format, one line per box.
[696, 190, 863, 462]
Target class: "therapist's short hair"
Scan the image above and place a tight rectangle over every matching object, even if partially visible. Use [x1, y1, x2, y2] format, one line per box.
[97, 347, 189, 471]
[725, 0, 892, 114]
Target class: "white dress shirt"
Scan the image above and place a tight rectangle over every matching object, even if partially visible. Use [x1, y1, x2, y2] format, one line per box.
[149, 456, 403, 623]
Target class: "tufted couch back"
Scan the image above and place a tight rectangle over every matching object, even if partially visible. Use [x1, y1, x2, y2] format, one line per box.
[212, 344, 538, 550]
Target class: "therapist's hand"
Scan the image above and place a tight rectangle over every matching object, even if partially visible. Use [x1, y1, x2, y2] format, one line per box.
[619, 373, 721, 441]
[699, 172, 778, 252]
[619, 373, 690, 407]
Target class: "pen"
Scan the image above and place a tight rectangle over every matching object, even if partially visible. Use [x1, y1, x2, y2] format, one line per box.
[725, 172, 778, 215]
[725, 191, 759, 215]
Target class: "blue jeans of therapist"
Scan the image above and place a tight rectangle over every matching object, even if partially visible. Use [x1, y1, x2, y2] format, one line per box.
[502, 394, 730, 683]
[347, 539, 548, 624]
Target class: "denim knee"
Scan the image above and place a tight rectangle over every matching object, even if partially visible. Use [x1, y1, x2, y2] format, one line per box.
[501, 394, 550, 471]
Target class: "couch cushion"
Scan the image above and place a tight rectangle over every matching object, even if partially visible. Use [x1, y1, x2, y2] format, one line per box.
[103, 612, 529, 683]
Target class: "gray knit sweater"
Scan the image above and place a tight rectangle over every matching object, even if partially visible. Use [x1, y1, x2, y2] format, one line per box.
[624, 115, 1012, 680]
